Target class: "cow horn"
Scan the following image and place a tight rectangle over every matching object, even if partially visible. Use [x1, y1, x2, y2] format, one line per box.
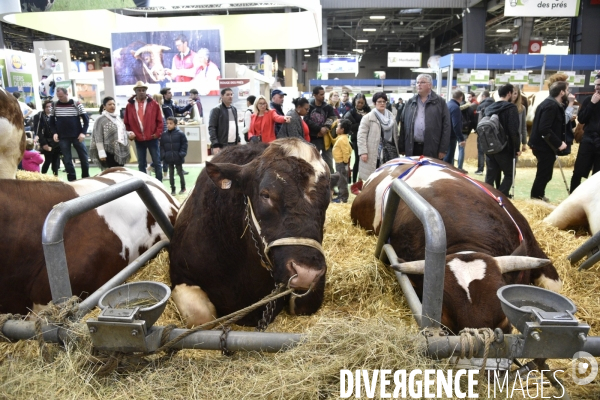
[495, 256, 551, 273]
[392, 260, 425, 274]
[134, 45, 170, 58]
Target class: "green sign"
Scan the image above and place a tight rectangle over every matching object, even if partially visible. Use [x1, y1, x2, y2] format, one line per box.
[508, 71, 529, 84]
[496, 75, 510, 84]
[572, 75, 586, 88]
[590, 70, 600, 85]
[557, 71, 576, 84]
[528, 74, 544, 85]
[9, 72, 33, 90]
[469, 70, 490, 84]
[0, 59, 7, 88]
[457, 73, 470, 85]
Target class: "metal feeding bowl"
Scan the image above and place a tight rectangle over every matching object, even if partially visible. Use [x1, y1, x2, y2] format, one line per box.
[497, 285, 577, 333]
[98, 281, 171, 328]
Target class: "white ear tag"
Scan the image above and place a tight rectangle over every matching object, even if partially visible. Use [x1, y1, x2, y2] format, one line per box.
[221, 179, 232, 189]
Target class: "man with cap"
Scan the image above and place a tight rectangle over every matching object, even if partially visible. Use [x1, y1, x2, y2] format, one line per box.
[123, 81, 164, 181]
[270, 89, 286, 137]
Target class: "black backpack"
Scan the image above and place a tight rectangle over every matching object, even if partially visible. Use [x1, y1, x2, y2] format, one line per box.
[476, 113, 507, 155]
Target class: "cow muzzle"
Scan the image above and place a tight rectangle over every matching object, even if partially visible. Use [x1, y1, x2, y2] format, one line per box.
[286, 261, 325, 293]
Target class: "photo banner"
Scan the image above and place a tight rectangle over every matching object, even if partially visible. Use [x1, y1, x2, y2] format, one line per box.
[4, 50, 38, 106]
[32, 40, 71, 98]
[111, 28, 224, 98]
[319, 56, 359, 76]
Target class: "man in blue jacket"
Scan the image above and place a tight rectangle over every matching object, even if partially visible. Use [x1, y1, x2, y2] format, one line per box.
[443, 90, 466, 168]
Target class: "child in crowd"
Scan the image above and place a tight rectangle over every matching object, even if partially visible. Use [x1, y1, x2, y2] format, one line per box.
[22, 138, 43, 173]
[160, 116, 188, 196]
[332, 119, 352, 203]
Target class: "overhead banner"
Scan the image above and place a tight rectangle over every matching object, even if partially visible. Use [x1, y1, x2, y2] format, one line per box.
[4, 49, 38, 106]
[387, 52, 422, 68]
[470, 70, 490, 85]
[319, 56, 359, 76]
[457, 73, 470, 85]
[111, 28, 224, 98]
[504, 0, 580, 17]
[32, 40, 71, 99]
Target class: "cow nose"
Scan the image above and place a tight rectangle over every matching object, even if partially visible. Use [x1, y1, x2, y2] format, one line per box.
[287, 261, 324, 290]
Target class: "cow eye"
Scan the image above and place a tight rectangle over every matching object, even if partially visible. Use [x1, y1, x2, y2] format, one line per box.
[260, 191, 270, 199]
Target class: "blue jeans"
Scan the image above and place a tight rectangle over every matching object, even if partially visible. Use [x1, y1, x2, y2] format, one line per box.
[443, 137, 457, 166]
[457, 144, 465, 170]
[135, 139, 162, 181]
[58, 137, 89, 181]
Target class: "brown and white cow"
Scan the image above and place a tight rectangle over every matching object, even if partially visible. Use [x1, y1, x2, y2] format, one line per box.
[351, 157, 562, 333]
[169, 138, 331, 328]
[0, 87, 26, 179]
[113, 41, 170, 85]
[544, 170, 600, 234]
[0, 168, 179, 314]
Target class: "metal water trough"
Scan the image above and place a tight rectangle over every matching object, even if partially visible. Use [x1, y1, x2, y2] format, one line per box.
[375, 178, 600, 361]
[0, 177, 301, 353]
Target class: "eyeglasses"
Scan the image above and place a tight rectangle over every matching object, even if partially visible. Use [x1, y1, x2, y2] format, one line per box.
[375, 100, 387, 104]
[257, 102, 267, 106]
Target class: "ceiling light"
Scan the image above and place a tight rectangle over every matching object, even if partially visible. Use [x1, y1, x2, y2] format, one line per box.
[535, 18, 541, 22]
[400, 21, 404, 25]
[245, 50, 255, 53]
[353, 49, 364, 53]
[558, 40, 564, 43]
[357, 39, 369, 43]
[497, 29, 511, 33]
[399, 9, 422, 14]
[456, 14, 461, 19]
[304, 49, 309, 52]
[419, 35, 424, 38]
[363, 28, 376, 32]
[221, 3, 230, 8]
[370, 16, 385, 20]
[453, 48, 461, 51]
[304, 54, 310, 57]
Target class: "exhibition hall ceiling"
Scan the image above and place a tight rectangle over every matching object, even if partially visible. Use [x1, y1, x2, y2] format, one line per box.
[1, 3, 573, 60]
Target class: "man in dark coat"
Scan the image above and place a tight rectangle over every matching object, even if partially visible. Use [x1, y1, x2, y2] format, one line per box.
[208, 88, 239, 154]
[528, 81, 570, 201]
[270, 89, 286, 137]
[483, 84, 520, 197]
[443, 90, 465, 167]
[399, 74, 451, 159]
[570, 76, 600, 192]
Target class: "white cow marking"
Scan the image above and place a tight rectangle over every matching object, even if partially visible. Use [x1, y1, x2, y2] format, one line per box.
[276, 139, 327, 183]
[370, 162, 458, 231]
[448, 258, 487, 303]
[535, 274, 563, 293]
[0, 117, 24, 179]
[70, 169, 178, 261]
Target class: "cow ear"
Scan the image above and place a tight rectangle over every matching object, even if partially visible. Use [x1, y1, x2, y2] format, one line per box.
[205, 162, 244, 190]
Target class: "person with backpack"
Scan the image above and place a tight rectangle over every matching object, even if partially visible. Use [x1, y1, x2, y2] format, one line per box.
[240, 95, 255, 143]
[528, 81, 570, 202]
[474, 91, 494, 175]
[49, 86, 90, 181]
[478, 84, 520, 197]
[305, 86, 337, 172]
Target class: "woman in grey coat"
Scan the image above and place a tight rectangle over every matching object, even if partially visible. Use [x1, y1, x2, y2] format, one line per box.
[277, 97, 310, 141]
[357, 92, 399, 181]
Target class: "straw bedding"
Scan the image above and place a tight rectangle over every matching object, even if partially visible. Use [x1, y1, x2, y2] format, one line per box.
[1, 171, 599, 398]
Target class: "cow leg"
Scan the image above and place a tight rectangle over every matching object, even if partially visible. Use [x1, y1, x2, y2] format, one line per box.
[171, 284, 217, 328]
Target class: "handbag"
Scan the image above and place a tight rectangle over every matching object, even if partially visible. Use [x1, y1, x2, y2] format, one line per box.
[249, 135, 262, 143]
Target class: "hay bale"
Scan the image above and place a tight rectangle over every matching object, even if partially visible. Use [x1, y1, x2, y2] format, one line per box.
[16, 170, 60, 182]
[517, 143, 579, 168]
[1, 199, 600, 398]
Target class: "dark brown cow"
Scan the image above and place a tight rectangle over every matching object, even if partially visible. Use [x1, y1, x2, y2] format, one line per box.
[351, 157, 561, 333]
[112, 41, 170, 85]
[169, 138, 331, 328]
[0, 87, 26, 179]
[0, 168, 179, 314]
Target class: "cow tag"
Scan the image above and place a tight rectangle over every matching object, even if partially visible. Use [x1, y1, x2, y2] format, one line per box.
[221, 179, 232, 189]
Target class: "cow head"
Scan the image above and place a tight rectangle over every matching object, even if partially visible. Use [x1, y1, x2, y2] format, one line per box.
[393, 252, 551, 333]
[131, 45, 170, 83]
[206, 139, 330, 314]
[39, 54, 58, 71]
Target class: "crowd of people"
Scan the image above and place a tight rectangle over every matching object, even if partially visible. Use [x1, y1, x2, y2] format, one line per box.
[14, 72, 600, 203]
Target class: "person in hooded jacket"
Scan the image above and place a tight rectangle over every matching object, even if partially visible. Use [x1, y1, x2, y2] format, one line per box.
[474, 91, 495, 175]
[160, 117, 188, 195]
[482, 84, 520, 197]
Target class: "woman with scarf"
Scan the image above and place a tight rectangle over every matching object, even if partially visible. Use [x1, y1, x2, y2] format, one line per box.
[90, 96, 131, 169]
[357, 92, 399, 182]
[343, 93, 371, 186]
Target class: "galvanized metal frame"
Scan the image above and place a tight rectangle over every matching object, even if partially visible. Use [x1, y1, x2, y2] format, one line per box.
[568, 230, 600, 271]
[375, 178, 447, 329]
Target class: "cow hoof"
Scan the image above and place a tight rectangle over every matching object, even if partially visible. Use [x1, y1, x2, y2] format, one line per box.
[171, 284, 217, 328]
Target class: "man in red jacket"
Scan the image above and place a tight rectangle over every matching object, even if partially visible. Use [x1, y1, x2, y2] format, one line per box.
[124, 81, 164, 181]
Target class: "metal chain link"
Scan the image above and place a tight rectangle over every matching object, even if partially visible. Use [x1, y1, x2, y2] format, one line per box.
[220, 326, 234, 356]
[243, 197, 274, 275]
[256, 283, 279, 332]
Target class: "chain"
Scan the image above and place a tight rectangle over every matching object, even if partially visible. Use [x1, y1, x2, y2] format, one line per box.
[220, 326, 234, 356]
[256, 283, 280, 332]
[243, 196, 273, 275]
